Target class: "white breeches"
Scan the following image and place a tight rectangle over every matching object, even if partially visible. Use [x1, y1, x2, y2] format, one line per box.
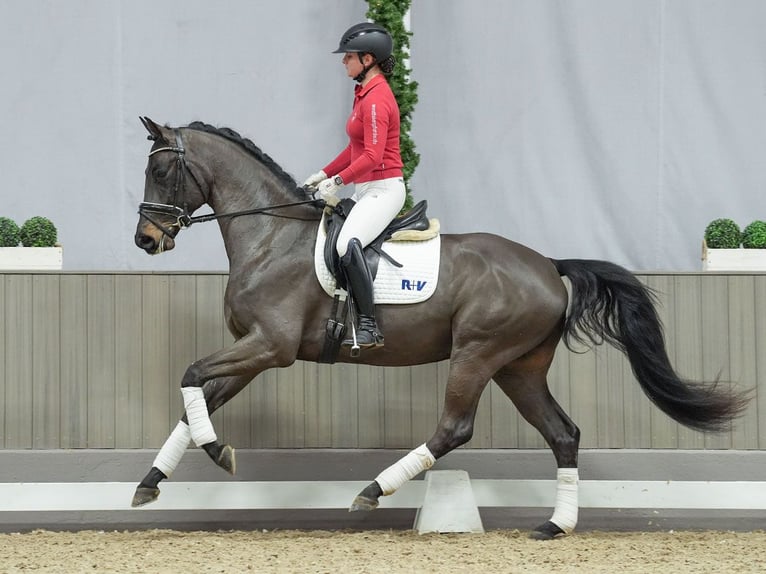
[336, 177, 406, 257]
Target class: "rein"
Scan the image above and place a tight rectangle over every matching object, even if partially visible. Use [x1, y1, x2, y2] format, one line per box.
[181, 199, 320, 226]
[138, 128, 320, 237]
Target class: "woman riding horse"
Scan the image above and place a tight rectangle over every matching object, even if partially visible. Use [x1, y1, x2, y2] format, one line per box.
[303, 22, 405, 350]
[133, 116, 750, 540]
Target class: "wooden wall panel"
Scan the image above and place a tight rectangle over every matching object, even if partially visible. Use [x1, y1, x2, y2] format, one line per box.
[276, 363, 305, 448]
[383, 366, 411, 448]
[0, 272, 764, 452]
[251, 369, 279, 448]
[4, 275, 33, 448]
[701, 275, 734, 450]
[31, 275, 60, 448]
[756, 278, 766, 447]
[304, 362, 333, 447]
[728, 276, 760, 449]
[410, 363, 440, 446]
[0, 277, 5, 447]
[330, 364, 359, 448]
[59, 275, 88, 448]
[114, 276, 143, 447]
[353, 364, 381, 448]
[87, 275, 116, 447]
[140, 276, 171, 448]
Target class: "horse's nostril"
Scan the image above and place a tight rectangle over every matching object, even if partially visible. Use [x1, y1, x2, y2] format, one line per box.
[135, 233, 156, 251]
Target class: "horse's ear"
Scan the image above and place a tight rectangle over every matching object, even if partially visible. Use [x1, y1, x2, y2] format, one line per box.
[140, 116, 166, 142]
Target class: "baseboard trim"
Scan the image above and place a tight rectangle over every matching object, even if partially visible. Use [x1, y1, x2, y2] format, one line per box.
[2, 449, 765, 532]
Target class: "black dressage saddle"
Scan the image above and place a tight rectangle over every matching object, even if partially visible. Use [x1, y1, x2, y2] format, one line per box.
[322, 199, 431, 289]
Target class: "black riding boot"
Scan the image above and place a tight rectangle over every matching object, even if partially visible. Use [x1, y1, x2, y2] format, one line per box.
[341, 238, 384, 349]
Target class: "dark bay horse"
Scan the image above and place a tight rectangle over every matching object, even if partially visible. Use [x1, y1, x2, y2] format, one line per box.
[132, 117, 749, 539]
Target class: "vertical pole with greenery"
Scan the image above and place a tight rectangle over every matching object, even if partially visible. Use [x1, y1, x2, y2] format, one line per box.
[366, 0, 418, 211]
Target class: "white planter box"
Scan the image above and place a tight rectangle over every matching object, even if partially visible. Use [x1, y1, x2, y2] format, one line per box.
[0, 246, 63, 270]
[702, 241, 766, 271]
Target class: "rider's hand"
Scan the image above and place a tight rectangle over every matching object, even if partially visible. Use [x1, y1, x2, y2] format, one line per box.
[302, 170, 327, 189]
[316, 176, 343, 205]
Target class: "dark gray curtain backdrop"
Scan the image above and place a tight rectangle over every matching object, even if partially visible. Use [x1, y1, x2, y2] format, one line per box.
[2, 0, 765, 271]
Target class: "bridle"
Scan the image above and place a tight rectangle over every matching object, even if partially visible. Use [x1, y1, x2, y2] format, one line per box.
[138, 128, 320, 240]
[138, 130, 201, 238]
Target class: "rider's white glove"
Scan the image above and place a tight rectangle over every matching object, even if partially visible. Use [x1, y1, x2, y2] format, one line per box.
[316, 176, 343, 205]
[302, 170, 327, 189]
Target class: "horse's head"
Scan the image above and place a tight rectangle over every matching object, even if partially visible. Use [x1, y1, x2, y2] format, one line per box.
[134, 116, 209, 255]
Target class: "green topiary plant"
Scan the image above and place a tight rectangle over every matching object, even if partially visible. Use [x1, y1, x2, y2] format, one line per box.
[19, 216, 57, 247]
[366, 0, 418, 212]
[0, 217, 21, 247]
[704, 218, 741, 249]
[742, 220, 766, 249]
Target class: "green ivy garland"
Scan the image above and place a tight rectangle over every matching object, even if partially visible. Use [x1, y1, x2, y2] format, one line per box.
[366, 0, 418, 211]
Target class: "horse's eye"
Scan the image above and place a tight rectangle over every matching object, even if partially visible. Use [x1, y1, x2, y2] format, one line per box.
[152, 166, 169, 182]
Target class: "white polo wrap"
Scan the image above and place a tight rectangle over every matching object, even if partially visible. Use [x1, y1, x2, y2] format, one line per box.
[375, 443, 436, 495]
[181, 386, 217, 447]
[550, 467, 579, 533]
[152, 420, 191, 477]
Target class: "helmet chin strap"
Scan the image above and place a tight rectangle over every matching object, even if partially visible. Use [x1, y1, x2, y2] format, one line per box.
[354, 52, 375, 83]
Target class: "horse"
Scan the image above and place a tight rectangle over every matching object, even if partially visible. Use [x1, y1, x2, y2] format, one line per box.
[132, 116, 750, 539]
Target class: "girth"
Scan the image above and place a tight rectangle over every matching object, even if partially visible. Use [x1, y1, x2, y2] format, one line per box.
[322, 199, 431, 289]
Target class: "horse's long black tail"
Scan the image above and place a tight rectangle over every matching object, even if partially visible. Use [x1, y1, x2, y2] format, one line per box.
[551, 258, 750, 432]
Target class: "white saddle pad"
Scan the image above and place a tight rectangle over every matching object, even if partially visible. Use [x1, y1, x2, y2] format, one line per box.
[314, 219, 440, 304]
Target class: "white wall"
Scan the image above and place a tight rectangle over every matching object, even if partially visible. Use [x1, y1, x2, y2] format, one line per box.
[1, 0, 765, 271]
[410, 0, 766, 270]
[1, 0, 364, 271]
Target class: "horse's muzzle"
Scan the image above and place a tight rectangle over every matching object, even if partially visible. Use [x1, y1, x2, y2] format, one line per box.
[135, 230, 175, 255]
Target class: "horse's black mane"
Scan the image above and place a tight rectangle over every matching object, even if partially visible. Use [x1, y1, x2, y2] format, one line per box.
[184, 121, 299, 191]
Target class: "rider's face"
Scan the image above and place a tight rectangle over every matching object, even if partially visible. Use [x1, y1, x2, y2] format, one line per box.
[342, 52, 371, 79]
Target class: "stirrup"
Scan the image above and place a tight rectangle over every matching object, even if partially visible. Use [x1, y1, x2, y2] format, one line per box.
[342, 316, 384, 350]
[342, 328, 384, 349]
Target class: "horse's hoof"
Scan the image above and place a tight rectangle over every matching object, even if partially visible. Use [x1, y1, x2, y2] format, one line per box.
[348, 495, 379, 512]
[529, 520, 566, 540]
[131, 486, 160, 508]
[217, 444, 236, 475]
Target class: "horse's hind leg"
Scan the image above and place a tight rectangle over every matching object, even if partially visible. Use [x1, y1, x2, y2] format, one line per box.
[493, 364, 581, 540]
[350, 357, 493, 511]
[131, 374, 252, 507]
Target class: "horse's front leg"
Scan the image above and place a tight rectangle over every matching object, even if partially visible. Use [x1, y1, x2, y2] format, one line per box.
[178, 334, 293, 472]
[131, 374, 252, 507]
[181, 375, 237, 475]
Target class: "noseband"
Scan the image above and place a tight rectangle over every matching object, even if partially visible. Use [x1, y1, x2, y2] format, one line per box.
[138, 129, 320, 240]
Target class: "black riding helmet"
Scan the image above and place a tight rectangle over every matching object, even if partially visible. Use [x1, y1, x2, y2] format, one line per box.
[333, 22, 394, 82]
[333, 22, 393, 61]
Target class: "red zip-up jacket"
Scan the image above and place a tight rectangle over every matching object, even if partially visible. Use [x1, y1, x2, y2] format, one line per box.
[323, 74, 403, 184]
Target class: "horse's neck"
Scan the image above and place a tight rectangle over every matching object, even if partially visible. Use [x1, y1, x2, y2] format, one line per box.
[209, 168, 316, 270]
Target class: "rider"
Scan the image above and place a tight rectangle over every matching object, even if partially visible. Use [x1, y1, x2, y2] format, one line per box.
[303, 22, 405, 350]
